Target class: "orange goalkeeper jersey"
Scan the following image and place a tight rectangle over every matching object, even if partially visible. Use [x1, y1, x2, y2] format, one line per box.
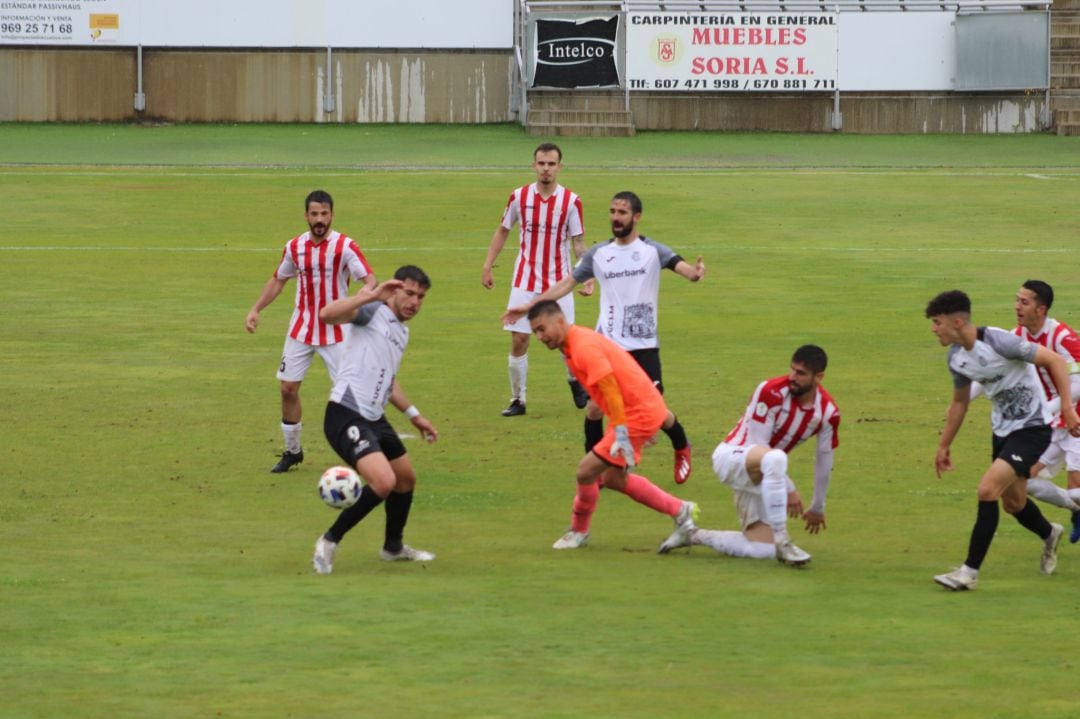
[562, 325, 668, 433]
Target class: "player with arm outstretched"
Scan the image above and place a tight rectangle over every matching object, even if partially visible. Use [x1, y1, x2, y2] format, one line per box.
[504, 191, 705, 485]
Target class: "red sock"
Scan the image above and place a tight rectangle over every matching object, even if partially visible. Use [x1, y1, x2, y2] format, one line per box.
[571, 482, 600, 533]
[621, 474, 682, 516]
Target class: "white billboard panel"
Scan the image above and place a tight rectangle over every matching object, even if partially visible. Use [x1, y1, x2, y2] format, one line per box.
[837, 13, 955, 91]
[0, 0, 512, 48]
[626, 12, 838, 91]
[1, 0, 137, 46]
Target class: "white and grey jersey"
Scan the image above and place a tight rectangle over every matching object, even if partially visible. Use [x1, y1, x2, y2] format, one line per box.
[572, 236, 681, 351]
[329, 302, 409, 421]
[948, 326, 1049, 436]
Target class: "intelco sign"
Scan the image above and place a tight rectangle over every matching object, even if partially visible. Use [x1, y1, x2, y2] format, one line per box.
[532, 16, 620, 88]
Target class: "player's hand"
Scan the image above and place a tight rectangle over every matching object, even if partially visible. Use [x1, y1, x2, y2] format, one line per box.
[502, 305, 529, 326]
[612, 425, 636, 470]
[411, 415, 439, 444]
[578, 278, 595, 297]
[373, 278, 405, 302]
[245, 310, 260, 333]
[787, 490, 804, 518]
[691, 256, 705, 282]
[803, 509, 826, 534]
[934, 446, 953, 478]
[482, 267, 495, 289]
[1063, 406, 1080, 437]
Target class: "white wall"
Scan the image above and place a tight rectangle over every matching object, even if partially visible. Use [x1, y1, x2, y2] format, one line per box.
[0, 0, 513, 48]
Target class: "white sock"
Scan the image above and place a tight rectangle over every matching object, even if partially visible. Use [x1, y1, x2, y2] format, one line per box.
[1027, 478, 1080, 511]
[508, 354, 528, 403]
[692, 529, 775, 559]
[760, 449, 790, 543]
[282, 421, 302, 454]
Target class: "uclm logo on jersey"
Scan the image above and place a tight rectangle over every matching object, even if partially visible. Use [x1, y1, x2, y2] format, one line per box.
[533, 16, 620, 88]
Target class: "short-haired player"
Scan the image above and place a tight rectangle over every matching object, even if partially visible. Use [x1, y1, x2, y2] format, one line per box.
[926, 289, 1080, 591]
[504, 191, 705, 485]
[245, 190, 376, 472]
[979, 280, 1080, 542]
[312, 266, 438, 574]
[482, 143, 589, 417]
[658, 345, 839, 566]
[526, 301, 699, 550]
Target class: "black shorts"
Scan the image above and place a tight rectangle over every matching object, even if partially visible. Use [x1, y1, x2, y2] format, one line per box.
[629, 348, 664, 394]
[324, 401, 407, 466]
[991, 424, 1052, 478]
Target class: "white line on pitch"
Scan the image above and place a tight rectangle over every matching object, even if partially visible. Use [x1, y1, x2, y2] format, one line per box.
[0, 245, 1075, 255]
[0, 167, 1076, 179]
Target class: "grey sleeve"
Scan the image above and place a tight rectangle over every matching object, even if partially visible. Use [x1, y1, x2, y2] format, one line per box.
[571, 244, 600, 282]
[351, 302, 382, 326]
[645, 238, 683, 271]
[947, 346, 973, 390]
[982, 326, 1037, 362]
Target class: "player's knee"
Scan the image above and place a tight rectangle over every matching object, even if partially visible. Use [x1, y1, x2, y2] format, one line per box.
[596, 468, 625, 492]
[575, 464, 600, 485]
[394, 473, 417, 493]
[760, 449, 787, 479]
[976, 482, 1002, 502]
[1001, 494, 1026, 514]
[510, 334, 530, 355]
[366, 472, 396, 498]
[280, 382, 301, 401]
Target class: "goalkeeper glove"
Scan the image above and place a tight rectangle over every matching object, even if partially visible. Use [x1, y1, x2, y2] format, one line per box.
[612, 424, 635, 470]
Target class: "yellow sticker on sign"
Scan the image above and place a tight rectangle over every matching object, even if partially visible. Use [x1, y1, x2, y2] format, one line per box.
[89, 14, 120, 30]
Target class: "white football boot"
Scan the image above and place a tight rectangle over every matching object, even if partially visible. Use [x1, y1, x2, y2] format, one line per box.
[313, 535, 338, 575]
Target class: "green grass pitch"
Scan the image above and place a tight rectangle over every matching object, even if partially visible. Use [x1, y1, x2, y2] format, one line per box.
[2, 123, 1079, 718]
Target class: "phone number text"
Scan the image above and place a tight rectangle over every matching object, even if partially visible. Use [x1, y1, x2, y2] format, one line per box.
[0, 22, 73, 34]
[629, 78, 836, 90]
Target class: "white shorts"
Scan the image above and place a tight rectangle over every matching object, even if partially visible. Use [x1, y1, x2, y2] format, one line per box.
[1037, 427, 1080, 474]
[712, 443, 763, 530]
[276, 336, 347, 383]
[504, 286, 575, 334]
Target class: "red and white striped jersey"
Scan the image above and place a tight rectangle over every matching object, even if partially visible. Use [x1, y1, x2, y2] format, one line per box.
[1014, 318, 1080, 425]
[274, 230, 372, 346]
[724, 375, 841, 454]
[501, 183, 584, 293]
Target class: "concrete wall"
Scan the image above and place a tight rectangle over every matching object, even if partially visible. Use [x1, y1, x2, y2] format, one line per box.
[0, 48, 513, 123]
[0, 47, 1047, 131]
[0, 49, 137, 121]
[628, 92, 1047, 133]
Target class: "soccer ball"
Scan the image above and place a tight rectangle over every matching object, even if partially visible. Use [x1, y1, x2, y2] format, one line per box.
[318, 466, 362, 509]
